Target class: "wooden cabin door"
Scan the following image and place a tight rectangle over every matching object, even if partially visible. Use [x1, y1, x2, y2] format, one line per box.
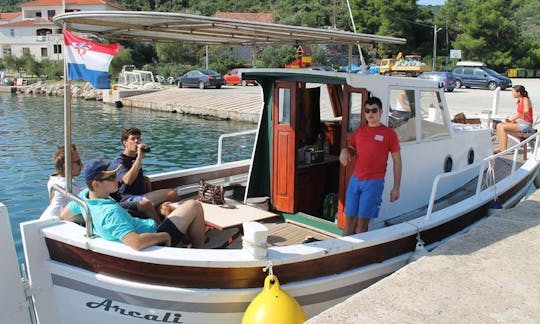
[272, 82, 297, 212]
[336, 86, 368, 228]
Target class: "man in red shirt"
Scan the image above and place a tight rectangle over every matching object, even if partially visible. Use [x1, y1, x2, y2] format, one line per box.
[339, 97, 402, 235]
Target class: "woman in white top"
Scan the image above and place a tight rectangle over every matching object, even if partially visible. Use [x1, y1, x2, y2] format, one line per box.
[40, 145, 83, 220]
[395, 91, 411, 112]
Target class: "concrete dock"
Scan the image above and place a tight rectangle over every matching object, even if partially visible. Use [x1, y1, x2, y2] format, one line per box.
[306, 190, 540, 323]
[113, 85, 264, 123]
[112, 79, 539, 124]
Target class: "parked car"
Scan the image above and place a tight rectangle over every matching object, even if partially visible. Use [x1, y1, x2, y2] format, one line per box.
[175, 70, 223, 89]
[417, 71, 456, 92]
[308, 66, 336, 72]
[452, 65, 512, 91]
[223, 69, 256, 86]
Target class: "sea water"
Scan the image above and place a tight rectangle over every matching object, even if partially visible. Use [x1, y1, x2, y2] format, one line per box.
[0, 92, 255, 264]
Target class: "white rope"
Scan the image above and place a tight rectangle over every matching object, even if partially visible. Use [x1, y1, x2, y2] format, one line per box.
[485, 159, 498, 201]
[263, 260, 274, 276]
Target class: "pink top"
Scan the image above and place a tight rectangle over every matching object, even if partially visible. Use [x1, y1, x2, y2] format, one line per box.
[517, 99, 533, 124]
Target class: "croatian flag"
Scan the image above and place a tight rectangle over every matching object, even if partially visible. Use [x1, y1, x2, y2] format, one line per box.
[63, 30, 120, 89]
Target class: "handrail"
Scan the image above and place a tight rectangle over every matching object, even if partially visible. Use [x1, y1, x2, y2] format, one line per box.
[425, 133, 539, 220]
[217, 129, 257, 164]
[50, 184, 94, 238]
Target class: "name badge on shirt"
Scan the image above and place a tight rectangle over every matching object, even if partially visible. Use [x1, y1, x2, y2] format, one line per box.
[374, 134, 384, 142]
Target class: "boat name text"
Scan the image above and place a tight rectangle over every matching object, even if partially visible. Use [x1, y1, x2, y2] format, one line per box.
[86, 299, 183, 323]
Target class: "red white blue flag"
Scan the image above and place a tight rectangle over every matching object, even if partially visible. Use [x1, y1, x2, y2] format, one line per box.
[63, 30, 120, 89]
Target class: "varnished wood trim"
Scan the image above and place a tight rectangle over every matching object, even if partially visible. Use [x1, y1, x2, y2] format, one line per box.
[149, 165, 249, 191]
[45, 199, 495, 289]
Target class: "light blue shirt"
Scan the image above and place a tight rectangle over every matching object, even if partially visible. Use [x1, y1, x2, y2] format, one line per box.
[67, 189, 157, 241]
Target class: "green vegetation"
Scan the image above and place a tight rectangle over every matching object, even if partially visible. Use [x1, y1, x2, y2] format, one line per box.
[0, 0, 538, 81]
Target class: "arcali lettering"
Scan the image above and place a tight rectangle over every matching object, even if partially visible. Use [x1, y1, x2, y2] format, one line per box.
[86, 299, 183, 323]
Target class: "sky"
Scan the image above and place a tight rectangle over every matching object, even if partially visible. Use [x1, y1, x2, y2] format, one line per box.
[417, 0, 445, 5]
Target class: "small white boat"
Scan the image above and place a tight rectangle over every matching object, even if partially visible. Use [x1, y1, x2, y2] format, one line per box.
[117, 65, 163, 90]
[1, 11, 539, 324]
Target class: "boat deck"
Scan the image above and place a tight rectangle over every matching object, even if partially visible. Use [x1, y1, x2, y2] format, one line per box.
[226, 218, 338, 249]
[220, 153, 528, 249]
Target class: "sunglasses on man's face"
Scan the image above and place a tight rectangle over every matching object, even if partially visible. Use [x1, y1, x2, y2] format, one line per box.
[97, 174, 117, 182]
[364, 107, 379, 114]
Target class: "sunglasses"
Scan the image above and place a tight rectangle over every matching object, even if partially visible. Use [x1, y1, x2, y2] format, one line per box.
[72, 159, 82, 166]
[97, 174, 117, 182]
[364, 107, 379, 114]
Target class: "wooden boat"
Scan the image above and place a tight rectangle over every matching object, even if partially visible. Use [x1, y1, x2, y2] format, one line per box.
[1, 11, 539, 324]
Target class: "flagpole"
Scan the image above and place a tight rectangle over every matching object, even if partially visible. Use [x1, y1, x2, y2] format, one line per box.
[63, 23, 73, 193]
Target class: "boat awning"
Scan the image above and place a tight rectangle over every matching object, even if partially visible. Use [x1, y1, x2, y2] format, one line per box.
[53, 11, 406, 46]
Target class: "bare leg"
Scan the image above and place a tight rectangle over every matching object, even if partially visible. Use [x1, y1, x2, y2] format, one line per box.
[140, 189, 180, 221]
[344, 216, 357, 236]
[167, 199, 206, 248]
[143, 188, 179, 206]
[495, 122, 521, 151]
[137, 199, 162, 223]
[355, 217, 371, 234]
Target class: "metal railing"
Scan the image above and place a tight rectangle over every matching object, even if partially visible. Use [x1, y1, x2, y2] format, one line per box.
[217, 129, 257, 164]
[425, 133, 539, 220]
[50, 184, 94, 238]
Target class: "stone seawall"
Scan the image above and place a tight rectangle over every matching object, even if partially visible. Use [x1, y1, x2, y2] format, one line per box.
[7, 82, 264, 123]
[10, 81, 104, 100]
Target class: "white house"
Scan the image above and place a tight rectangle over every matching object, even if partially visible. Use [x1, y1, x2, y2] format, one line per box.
[0, 0, 125, 62]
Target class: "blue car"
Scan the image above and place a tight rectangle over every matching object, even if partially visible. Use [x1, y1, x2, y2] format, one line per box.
[175, 69, 223, 89]
[417, 71, 457, 92]
[452, 66, 512, 91]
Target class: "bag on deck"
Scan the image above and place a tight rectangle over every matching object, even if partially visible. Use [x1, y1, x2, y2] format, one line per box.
[197, 179, 225, 205]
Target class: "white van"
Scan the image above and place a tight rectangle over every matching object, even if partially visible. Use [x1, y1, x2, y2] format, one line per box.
[456, 61, 486, 67]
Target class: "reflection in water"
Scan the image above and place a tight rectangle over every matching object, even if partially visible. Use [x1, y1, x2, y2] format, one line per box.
[0, 93, 256, 263]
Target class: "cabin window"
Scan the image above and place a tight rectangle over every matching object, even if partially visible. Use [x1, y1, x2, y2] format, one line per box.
[389, 89, 416, 142]
[347, 92, 364, 132]
[419, 91, 448, 140]
[278, 88, 291, 124]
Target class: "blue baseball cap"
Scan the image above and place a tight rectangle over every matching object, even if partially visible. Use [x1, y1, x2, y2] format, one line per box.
[82, 158, 119, 182]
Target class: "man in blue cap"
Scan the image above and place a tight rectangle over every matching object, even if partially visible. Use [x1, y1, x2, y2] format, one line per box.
[61, 158, 206, 250]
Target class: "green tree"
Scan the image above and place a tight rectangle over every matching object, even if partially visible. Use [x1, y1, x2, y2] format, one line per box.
[24, 55, 42, 77]
[155, 43, 200, 65]
[110, 48, 134, 81]
[40, 59, 63, 80]
[258, 45, 296, 68]
[351, 0, 433, 59]
[443, 0, 520, 70]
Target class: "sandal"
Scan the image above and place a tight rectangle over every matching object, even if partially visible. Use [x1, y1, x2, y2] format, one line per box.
[493, 149, 502, 154]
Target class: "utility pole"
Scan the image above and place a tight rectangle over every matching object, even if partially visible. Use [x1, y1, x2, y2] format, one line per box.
[432, 24, 442, 71]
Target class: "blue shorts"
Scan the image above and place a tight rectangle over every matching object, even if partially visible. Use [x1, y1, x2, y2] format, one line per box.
[517, 119, 534, 133]
[344, 176, 384, 219]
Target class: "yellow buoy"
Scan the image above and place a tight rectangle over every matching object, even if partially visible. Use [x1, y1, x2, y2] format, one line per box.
[242, 274, 306, 324]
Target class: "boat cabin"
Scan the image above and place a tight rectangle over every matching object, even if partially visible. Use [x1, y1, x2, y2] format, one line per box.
[242, 69, 483, 229]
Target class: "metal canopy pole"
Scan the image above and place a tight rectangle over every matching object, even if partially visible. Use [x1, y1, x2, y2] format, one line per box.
[63, 23, 72, 194]
[346, 0, 366, 72]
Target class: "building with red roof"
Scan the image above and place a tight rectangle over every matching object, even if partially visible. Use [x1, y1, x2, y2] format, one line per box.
[0, 0, 124, 62]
